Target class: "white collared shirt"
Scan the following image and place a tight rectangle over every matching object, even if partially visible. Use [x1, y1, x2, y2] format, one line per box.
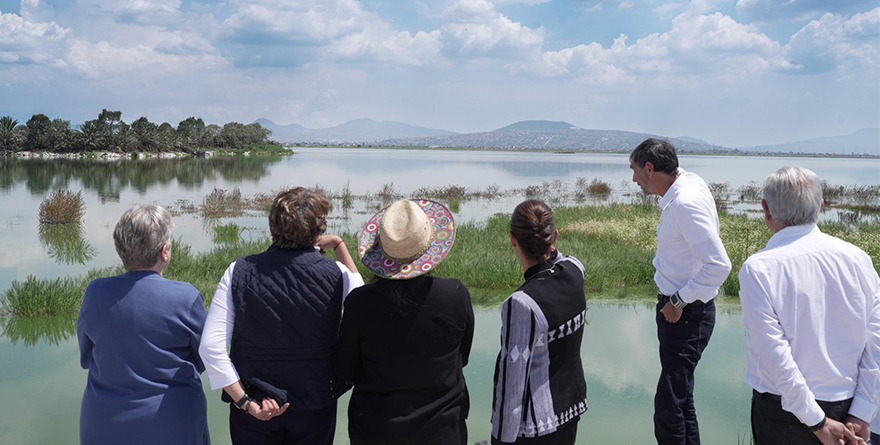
[739, 224, 880, 427]
[198, 255, 364, 390]
[653, 169, 731, 303]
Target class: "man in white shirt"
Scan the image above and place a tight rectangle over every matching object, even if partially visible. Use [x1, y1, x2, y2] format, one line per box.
[740, 166, 880, 445]
[872, 411, 879, 445]
[629, 138, 732, 445]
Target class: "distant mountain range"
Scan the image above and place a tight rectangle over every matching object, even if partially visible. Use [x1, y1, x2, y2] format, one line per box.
[254, 118, 456, 143]
[255, 118, 880, 156]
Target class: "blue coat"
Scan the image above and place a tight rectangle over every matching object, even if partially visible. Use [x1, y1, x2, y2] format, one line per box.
[78, 271, 209, 445]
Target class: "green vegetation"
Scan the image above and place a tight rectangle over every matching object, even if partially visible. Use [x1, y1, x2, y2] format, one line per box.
[38, 189, 85, 224]
[2, 274, 95, 317]
[3, 176, 879, 318]
[1, 109, 290, 155]
[38, 223, 97, 265]
[5, 197, 878, 318]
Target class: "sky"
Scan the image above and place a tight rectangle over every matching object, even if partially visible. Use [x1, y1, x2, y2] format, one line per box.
[0, 0, 877, 148]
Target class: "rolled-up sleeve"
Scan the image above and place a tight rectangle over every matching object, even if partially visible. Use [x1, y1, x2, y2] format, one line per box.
[674, 201, 731, 303]
[198, 262, 240, 390]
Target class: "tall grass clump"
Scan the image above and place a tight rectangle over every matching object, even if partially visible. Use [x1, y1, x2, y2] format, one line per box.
[377, 183, 398, 203]
[341, 181, 354, 210]
[1, 274, 92, 317]
[39, 189, 85, 224]
[212, 223, 244, 245]
[560, 204, 658, 297]
[202, 188, 244, 218]
[737, 181, 761, 202]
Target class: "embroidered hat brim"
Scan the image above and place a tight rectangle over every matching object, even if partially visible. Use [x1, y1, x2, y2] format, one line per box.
[358, 199, 456, 280]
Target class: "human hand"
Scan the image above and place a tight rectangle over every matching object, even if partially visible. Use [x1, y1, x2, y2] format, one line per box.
[316, 235, 344, 255]
[844, 415, 870, 441]
[814, 417, 867, 445]
[248, 398, 290, 421]
[660, 301, 683, 323]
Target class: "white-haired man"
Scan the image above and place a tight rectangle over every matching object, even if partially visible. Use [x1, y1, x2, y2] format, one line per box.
[740, 166, 880, 445]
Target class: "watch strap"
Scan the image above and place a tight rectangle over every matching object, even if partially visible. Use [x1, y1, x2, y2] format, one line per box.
[670, 292, 687, 309]
[805, 417, 826, 432]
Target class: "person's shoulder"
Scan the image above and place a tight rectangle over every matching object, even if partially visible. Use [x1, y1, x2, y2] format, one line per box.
[344, 282, 378, 304]
[431, 276, 466, 288]
[817, 231, 873, 261]
[156, 277, 202, 300]
[558, 255, 586, 275]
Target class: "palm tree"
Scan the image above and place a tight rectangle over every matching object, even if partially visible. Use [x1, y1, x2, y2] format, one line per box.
[0, 116, 22, 152]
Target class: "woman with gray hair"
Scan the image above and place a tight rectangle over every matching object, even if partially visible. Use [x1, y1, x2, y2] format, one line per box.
[78, 204, 210, 445]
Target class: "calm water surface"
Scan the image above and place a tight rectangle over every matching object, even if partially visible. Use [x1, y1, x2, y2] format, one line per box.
[0, 303, 749, 445]
[0, 148, 876, 444]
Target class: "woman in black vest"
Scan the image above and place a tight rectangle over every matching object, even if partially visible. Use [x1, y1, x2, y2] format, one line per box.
[491, 199, 588, 445]
[199, 187, 364, 445]
[337, 199, 474, 445]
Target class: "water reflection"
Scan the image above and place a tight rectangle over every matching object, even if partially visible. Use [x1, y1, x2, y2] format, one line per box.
[0, 155, 284, 200]
[0, 303, 752, 444]
[38, 223, 97, 264]
[1, 316, 76, 346]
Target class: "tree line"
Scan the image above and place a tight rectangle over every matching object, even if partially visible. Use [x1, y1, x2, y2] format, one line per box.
[0, 109, 277, 154]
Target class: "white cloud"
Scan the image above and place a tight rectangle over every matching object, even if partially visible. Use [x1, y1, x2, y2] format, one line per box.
[493, 0, 551, 4]
[331, 29, 443, 66]
[0, 10, 68, 65]
[785, 7, 880, 75]
[736, 0, 878, 22]
[65, 39, 228, 79]
[440, 0, 544, 58]
[222, 0, 372, 45]
[514, 10, 797, 83]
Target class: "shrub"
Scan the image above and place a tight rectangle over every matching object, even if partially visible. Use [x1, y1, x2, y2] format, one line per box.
[38, 189, 85, 224]
[587, 178, 612, 195]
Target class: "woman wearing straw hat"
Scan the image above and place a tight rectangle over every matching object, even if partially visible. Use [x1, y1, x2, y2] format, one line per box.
[491, 199, 588, 445]
[337, 199, 474, 445]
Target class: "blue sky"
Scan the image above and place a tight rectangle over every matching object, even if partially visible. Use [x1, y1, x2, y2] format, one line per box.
[0, 0, 877, 147]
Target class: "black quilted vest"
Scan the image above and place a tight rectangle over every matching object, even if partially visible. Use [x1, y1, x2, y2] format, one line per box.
[230, 246, 344, 411]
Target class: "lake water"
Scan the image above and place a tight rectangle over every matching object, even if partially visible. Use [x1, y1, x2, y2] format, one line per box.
[0, 148, 877, 444]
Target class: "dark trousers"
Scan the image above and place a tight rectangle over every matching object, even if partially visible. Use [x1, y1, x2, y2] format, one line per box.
[229, 403, 337, 445]
[751, 391, 852, 445]
[351, 419, 468, 445]
[514, 417, 580, 445]
[654, 296, 715, 445]
[871, 432, 879, 445]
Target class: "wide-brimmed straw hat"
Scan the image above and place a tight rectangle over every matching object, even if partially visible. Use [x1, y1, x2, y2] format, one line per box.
[358, 199, 456, 280]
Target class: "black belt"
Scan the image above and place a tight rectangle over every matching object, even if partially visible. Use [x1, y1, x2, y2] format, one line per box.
[753, 389, 852, 407]
[752, 390, 782, 402]
[657, 293, 708, 306]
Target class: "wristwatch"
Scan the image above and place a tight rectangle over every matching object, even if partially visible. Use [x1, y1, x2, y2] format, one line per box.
[805, 417, 826, 432]
[234, 394, 254, 412]
[670, 291, 687, 309]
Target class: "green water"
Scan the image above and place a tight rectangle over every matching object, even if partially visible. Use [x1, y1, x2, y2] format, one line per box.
[0, 302, 750, 444]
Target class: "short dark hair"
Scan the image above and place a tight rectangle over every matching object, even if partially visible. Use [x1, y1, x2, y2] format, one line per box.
[510, 199, 556, 262]
[269, 187, 329, 249]
[629, 138, 679, 175]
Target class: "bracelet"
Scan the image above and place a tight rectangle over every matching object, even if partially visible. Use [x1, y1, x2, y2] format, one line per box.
[234, 394, 253, 411]
[670, 292, 687, 309]
[334, 240, 344, 249]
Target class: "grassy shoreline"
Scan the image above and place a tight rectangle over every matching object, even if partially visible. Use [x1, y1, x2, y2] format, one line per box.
[4, 202, 878, 318]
